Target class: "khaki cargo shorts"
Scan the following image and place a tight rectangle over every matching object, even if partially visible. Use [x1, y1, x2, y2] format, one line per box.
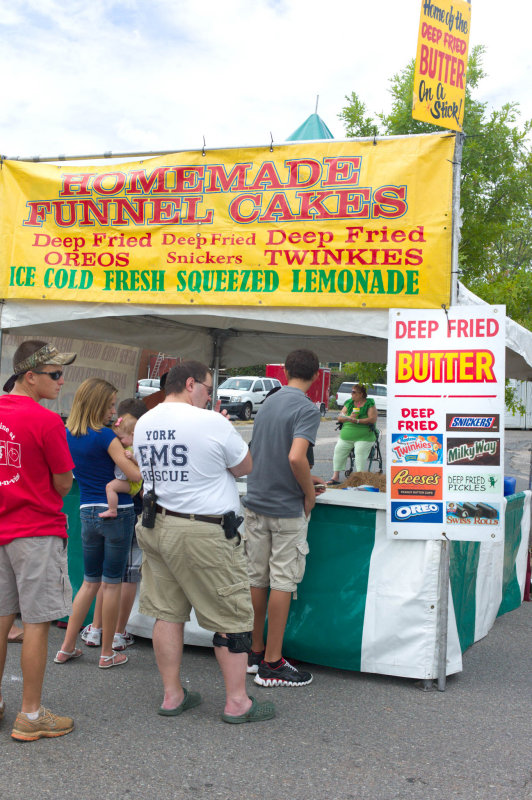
[243, 508, 310, 593]
[136, 512, 253, 633]
[0, 535, 73, 623]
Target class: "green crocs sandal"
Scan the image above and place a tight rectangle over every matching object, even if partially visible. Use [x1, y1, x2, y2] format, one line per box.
[221, 695, 275, 724]
[158, 688, 202, 716]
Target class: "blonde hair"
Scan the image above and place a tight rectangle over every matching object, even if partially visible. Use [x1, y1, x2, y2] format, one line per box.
[115, 413, 136, 437]
[67, 378, 117, 437]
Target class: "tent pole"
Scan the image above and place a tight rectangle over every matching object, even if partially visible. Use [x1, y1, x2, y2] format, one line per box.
[211, 331, 223, 404]
[450, 132, 465, 307]
[437, 539, 450, 690]
[436, 128, 465, 690]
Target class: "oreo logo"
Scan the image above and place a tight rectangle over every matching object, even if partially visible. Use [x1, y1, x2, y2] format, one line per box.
[391, 502, 443, 524]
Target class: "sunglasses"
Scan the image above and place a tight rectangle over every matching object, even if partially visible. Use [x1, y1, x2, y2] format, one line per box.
[31, 369, 64, 381]
[196, 380, 213, 396]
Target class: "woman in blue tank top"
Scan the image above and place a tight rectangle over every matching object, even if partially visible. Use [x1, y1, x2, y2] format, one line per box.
[55, 379, 142, 669]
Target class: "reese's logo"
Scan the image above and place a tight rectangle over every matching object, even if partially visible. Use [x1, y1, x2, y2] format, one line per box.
[390, 466, 443, 500]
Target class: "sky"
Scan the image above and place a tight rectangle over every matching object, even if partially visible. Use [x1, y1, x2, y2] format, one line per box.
[1, 0, 530, 160]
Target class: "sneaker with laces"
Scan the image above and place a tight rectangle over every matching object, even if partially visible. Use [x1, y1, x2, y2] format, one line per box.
[247, 650, 265, 675]
[254, 657, 313, 687]
[81, 624, 101, 647]
[11, 706, 74, 741]
[112, 631, 135, 651]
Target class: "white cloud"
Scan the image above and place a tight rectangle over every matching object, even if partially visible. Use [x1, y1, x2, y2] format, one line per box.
[0, 0, 530, 158]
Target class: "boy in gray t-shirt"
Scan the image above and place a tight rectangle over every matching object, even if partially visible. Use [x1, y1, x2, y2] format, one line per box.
[242, 350, 324, 687]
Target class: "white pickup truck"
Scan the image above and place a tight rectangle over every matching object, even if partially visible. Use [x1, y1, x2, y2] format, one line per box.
[217, 376, 281, 420]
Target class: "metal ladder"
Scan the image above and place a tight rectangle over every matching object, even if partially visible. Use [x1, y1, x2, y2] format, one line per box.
[150, 352, 165, 378]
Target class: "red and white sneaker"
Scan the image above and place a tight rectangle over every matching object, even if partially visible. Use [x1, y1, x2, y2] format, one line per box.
[112, 631, 135, 651]
[80, 624, 101, 647]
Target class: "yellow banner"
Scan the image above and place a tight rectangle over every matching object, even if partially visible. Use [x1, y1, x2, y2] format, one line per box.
[0, 135, 454, 308]
[413, 0, 471, 131]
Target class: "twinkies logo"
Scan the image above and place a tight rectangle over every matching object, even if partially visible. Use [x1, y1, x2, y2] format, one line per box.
[391, 434, 443, 465]
[391, 502, 443, 524]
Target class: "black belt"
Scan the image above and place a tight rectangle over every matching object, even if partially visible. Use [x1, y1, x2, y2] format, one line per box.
[156, 505, 224, 526]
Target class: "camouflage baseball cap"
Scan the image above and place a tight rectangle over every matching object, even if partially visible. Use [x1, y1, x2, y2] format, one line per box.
[14, 343, 77, 374]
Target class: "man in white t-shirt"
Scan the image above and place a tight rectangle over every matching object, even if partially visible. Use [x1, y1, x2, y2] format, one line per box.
[134, 361, 274, 724]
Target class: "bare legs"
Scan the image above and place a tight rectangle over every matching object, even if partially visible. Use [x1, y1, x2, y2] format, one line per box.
[250, 587, 291, 663]
[152, 619, 251, 716]
[214, 644, 251, 716]
[1, 614, 50, 713]
[116, 583, 137, 634]
[8, 623, 24, 642]
[87, 581, 136, 637]
[0, 613, 16, 709]
[20, 622, 50, 711]
[152, 619, 184, 710]
[99, 479, 131, 519]
[58, 580, 122, 658]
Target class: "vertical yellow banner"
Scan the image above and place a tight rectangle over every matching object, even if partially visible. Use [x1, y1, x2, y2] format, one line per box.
[412, 0, 471, 131]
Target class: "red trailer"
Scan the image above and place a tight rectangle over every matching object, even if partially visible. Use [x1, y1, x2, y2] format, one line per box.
[266, 364, 331, 416]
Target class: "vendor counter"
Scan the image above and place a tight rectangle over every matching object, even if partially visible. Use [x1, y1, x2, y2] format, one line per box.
[63, 485, 531, 681]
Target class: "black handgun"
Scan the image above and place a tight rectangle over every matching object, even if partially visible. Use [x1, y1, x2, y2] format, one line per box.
[222, 510, 243, 544]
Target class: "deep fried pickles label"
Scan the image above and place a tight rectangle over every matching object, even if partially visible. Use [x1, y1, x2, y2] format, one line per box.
[446, 438, 500, 466]
[447, 473, 501, 494]
[391, 434, 443, 465]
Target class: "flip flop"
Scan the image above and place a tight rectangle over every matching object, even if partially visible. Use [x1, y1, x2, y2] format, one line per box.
[221, 695, 275, 724]
[8, 631, 24, 643]
[98, 652, 128, 669]
[54, 648, 83, 664]
[158, 688, 202, 716]
[326, 479, 342, 486]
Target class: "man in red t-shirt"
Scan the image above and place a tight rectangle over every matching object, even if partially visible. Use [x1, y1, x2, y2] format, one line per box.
[0, 340, 77, 741]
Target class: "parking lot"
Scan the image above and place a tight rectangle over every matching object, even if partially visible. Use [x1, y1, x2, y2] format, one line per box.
[2, 413, 531, 800]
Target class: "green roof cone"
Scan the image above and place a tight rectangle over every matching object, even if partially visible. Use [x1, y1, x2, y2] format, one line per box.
[287, 113, 334, 141]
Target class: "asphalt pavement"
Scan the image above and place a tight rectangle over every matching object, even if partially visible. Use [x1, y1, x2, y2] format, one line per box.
[2, 415, 531, 800]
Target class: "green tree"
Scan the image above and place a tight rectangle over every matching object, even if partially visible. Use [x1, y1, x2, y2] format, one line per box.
[338, 46, 532, 330]
[343, 361, 387, 386]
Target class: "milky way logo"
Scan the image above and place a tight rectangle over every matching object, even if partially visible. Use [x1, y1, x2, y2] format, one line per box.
[447, 438, 500, 466]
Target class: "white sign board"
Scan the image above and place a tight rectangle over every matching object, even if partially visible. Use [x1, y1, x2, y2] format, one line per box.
[387, 306, 505, 541]
[0, 333, 141, 417]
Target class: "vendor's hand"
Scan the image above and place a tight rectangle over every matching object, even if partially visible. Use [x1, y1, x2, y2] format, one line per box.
[213, 398, 229, 417]
[304, 493, 316, 516]
[312, 475, 326, 496]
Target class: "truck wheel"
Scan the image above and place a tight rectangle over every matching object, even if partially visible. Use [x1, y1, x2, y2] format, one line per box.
[320, 402, 326, 416]
[240, 402, 252, 421]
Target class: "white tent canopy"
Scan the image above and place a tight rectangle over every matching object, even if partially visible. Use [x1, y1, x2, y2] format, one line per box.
[1, 282, 531, 378]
